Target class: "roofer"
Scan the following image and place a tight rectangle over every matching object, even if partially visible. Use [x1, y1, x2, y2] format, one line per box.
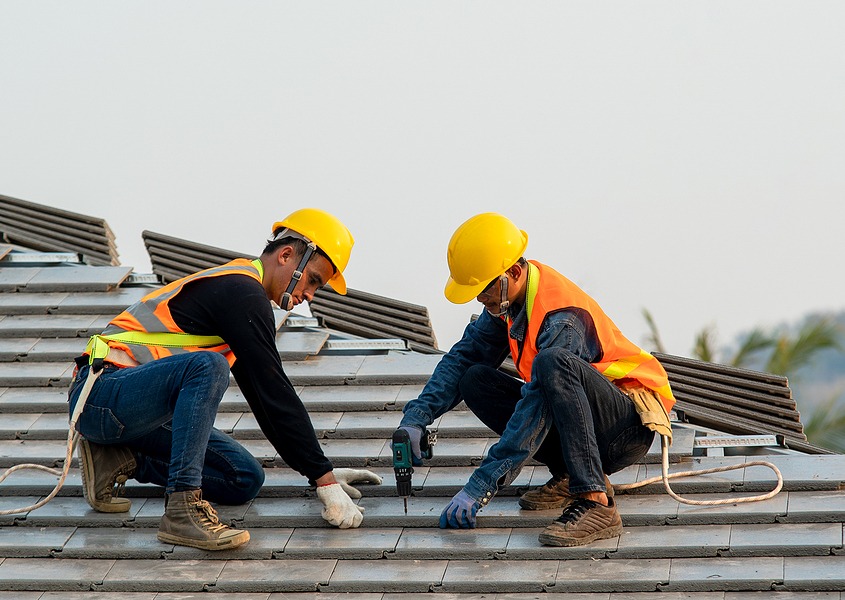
[68, 208, 381, 551]
[396, 213, 675, 546]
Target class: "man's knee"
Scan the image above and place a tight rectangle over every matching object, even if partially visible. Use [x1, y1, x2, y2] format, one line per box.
[533, 346, 580, 377]
[187, 352, 230, 384]
[229, 461, 265, 505]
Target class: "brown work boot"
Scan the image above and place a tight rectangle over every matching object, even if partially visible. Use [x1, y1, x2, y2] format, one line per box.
[157, 489, 250, 551]
[78, 437, 137, 513]
[538, 496, 623, 547]
[518, 474, 614, 511]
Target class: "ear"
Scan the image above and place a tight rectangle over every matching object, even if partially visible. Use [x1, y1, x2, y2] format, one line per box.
[277, 245, 294, 265]
[506, 263, 523, 280]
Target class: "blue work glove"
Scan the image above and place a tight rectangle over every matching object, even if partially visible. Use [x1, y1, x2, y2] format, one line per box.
[398, 425, 424, 466]
[439, 489, 480, 529]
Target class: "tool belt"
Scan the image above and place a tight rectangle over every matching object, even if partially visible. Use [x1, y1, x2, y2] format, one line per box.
[620, 383, 673, 443]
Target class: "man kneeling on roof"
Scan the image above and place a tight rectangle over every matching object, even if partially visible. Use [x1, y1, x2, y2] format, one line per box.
[68, 208, 381, 551]
[396, 213, 675, 546]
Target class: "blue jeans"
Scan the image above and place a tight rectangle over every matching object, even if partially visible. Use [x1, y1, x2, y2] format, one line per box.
[460, 348, 654, 496]
[68, 352, 264, 504]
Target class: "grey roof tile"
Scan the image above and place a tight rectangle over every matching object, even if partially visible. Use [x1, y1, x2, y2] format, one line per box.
[326, 558, 448, 592]
[59, 527, 170, 559]
[664, 557, 784, 592]
[99, 558, 226, 592]
[440, 559, 558, 593]
[216, 559, 337, 593]
[0, 557, 116, 591]
[394, 528, 509, 560]
[615, 524, 731, 559]
[20, 265, 132, 292]
[0, 525, 76, 557]
[0, 362, 73, 387]
[0, 267, 39, 291]
[553, 557, 671, 592]
[725, 522, 842, 557]
[782, 556, 845, 591]
[782, 491, 845, 523]
[283, 527, 400, 559]
[353, 354, 441, 385]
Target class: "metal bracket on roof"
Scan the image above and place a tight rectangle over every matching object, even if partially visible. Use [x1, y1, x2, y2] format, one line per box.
[124, 273, 161, 285]
[1, 251, 81, 264]
[693, 433, 785, 457]
[282, 317, 322, 328]
[694, 434, 783, 449]
[325, 339, 408, 351]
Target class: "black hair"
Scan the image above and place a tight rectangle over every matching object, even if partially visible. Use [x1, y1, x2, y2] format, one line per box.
[262, 236, 335, 272]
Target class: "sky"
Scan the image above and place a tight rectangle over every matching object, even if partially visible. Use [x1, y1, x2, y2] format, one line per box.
[2, 2, 844, 356]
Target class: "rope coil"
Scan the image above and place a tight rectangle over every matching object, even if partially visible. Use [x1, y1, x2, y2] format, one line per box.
[615, 434, 784, 505]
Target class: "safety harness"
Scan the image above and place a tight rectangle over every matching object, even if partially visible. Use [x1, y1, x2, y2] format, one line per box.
[0, 326, 230, 515]
[273, 228, 318, 311]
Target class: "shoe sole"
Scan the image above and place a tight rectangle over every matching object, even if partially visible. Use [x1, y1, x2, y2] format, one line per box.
[157, 530, 250, 551]
[78, 438, 131, 513]
[538, 523, 623, 547]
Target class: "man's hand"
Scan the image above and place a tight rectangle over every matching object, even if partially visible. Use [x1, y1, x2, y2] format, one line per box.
[398, 425, 424, 466]
[439, 489, 480, 529]
[332, 468, 383, 499]
[316, 483, 365, 528]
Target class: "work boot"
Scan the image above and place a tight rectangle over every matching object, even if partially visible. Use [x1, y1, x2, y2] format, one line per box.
[157, 489, 250, 551]
[518, 474, 614, 511]
[78, 437, 137, 513]
[537, 496, 623, 547]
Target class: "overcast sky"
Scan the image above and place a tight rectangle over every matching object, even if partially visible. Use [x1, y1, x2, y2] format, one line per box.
[2, 2, 843, 355]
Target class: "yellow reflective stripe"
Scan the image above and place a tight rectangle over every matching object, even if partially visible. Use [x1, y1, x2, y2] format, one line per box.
[85, 331, 227, 366]
[602, 349, 654, 381]
[100, 331, 225, 348]
[251, 258, 264, 282]
[525, 262, 540, 325]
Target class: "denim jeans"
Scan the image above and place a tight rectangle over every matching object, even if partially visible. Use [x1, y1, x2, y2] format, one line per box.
[68, 352, 265, 504]
[460, 347, 654, 498]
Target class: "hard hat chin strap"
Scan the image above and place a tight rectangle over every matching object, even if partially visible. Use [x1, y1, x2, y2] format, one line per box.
[486, 275, 510, 318]
[274, 228, 317, 311]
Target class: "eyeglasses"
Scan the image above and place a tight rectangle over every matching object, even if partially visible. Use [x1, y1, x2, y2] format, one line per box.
[477, 276, 500, 299]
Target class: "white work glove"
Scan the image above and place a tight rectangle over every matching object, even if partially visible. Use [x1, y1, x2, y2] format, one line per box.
[316, 483, 365, 528]
[332, 467, 383, 499]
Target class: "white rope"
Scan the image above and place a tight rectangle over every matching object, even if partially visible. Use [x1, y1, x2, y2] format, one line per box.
[615, 434, 784, 505]
[0, 367, 100, 515]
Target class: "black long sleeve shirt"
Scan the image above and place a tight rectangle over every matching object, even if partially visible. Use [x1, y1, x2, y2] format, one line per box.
[166, 271, 333, 481]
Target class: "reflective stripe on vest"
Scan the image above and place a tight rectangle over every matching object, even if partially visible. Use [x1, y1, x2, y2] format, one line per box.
[506, 261, 675, 413]
[95, 258, 264, 367]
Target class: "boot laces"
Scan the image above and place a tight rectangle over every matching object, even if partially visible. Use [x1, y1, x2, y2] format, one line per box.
[192, 498, 228, 534]
[555, 498, 598, 525]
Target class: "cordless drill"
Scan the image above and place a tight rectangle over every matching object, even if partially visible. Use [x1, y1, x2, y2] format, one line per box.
[392, 427, 435, 514]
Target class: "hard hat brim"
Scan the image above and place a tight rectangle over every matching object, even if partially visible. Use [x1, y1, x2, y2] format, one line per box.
[327, 271, 347, 295]
[444, 277, 487, 305]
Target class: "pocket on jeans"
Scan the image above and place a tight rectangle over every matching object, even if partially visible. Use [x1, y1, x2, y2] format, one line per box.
[77, 405, 125, 442]
[604, 425, 655, 474]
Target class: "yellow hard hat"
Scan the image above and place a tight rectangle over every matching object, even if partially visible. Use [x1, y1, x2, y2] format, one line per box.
[272, 208, 354, 294]
[444, 213, 528, 304]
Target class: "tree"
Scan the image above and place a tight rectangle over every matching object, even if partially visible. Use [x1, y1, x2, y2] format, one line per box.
[642, 311, 845, 452]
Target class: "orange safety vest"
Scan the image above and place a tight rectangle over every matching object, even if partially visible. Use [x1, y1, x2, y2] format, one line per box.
[98, 258, 264, 367]
[507, 261, 675, 413]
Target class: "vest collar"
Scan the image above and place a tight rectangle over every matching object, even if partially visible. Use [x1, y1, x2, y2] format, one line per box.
[251, 258, 264, 282]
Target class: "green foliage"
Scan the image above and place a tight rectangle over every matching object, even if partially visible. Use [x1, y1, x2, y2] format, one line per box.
[803, 391, 845, 453]
[765, 317, 841, 377]
[643, 311, 845, 453]
[692, 325, 716, 363]
[730, 328, 775, 368]
[641, 308, 666, 354]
